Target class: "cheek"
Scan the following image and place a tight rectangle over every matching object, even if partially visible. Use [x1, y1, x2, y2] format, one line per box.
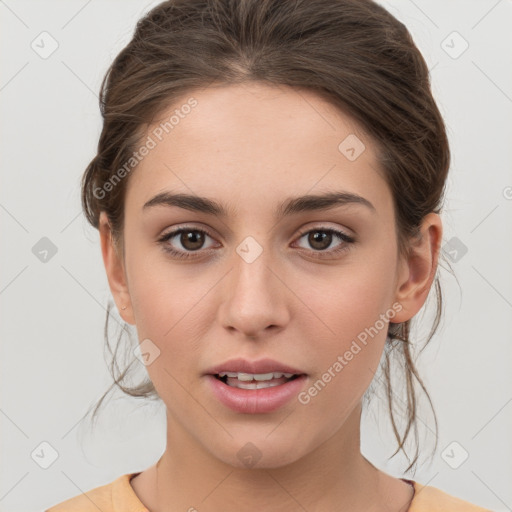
[295, 292, 389, 422]
[304, 249, 397, 341]
[294, 249, 397, 401]
[125, 246, 217, 362]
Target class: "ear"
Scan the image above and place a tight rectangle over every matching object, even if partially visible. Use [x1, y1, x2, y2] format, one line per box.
[99, 211, 135, 325]
[391, 212, 443, 323]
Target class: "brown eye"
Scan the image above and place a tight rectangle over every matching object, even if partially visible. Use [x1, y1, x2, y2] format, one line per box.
[179, 230, 206, 251]
[293, 226, 355, 259]
[307, 231, 333, 251]
[157, 227, 217, 259]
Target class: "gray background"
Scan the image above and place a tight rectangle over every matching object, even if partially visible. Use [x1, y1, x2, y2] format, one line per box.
[1, 1, 511, 511]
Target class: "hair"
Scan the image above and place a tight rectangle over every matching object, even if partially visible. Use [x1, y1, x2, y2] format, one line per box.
[81, 0, 452, 474]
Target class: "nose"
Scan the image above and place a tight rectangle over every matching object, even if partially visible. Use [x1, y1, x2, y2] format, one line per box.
[219, 249, 291, 340]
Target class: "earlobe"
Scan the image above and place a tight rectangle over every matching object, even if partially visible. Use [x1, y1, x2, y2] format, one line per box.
[98, 211, 135, 324]
[392, 213, 443, 323]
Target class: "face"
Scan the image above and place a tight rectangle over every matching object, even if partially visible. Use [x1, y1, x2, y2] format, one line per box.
[100, 82, 440, 469]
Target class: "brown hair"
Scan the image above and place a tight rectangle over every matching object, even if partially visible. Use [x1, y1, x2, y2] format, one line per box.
[81, 0, 451, 474]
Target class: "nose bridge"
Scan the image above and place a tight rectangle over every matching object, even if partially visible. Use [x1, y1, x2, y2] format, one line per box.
[221, 232, 289, 335]
[232, 233, 277, 300]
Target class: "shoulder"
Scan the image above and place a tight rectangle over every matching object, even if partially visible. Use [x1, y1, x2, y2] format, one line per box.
[44, 473, 147, 512]
[409, 480, 494, 511]
[44, 478, 115, 512]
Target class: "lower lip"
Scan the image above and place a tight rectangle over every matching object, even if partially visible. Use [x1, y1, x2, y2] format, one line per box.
[205, 374, 308, 414]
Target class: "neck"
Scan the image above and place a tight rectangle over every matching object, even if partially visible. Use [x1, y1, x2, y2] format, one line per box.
[146, 402, 394, 512]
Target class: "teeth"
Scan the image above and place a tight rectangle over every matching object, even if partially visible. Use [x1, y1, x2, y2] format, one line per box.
[219, 372, 239, 378]
[217, 371, 296, 381]
[230, 380, 283, 389]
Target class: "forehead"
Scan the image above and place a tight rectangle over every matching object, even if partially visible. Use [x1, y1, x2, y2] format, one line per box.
[147, 82, 366, 156]
[126, 82, 391, 217]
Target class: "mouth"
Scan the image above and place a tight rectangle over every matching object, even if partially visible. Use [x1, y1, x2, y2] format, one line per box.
[204, 358, 307, 412]
[213, 372, 302, 389]
[206, 371, 308, 413]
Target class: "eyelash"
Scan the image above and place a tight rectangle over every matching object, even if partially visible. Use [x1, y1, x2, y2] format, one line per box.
[157, 225, 355, 260]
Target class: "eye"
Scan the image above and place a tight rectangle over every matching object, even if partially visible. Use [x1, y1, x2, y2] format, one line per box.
[292, 226, 355, 258]
[157, 227, 217, 259]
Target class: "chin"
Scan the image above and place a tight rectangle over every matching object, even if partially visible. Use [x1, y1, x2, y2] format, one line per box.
[204, 430, 308, 470]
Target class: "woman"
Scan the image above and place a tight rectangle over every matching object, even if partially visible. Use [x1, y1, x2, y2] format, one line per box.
[46, 0, 492, 510]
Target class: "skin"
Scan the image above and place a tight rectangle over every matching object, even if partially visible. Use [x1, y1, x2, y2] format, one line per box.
[99, 81, 442, 512]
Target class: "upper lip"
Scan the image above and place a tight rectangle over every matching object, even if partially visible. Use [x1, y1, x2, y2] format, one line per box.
[204, 357, 306, 375]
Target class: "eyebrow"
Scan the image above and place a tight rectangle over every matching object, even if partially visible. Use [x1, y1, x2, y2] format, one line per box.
[142, 190, 376, 218]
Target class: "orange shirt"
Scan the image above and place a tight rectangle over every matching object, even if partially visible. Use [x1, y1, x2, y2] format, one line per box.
[45, 473, 493, 511]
